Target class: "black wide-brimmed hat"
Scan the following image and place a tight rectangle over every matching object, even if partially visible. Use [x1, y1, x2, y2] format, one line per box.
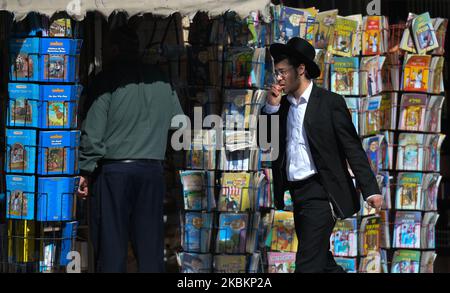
[269, 37, 321, 79]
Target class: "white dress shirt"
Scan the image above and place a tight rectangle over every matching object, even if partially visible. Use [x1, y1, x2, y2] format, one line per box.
[264, 81, 317, 181]
[264, 81, 380, 201]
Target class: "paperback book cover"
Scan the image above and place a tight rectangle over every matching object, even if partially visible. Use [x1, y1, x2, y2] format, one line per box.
[391, 250, 421, 273]
[270, 211, 298, 253]
[216, 213, 249, 254]
[411, 12, 439, 54]
[40, 84, 81, 129]
[179, 252, 212, 273]
[331, 57, 359, 96]
[37, 177, 79, 221]
[213, 255, 246, 273]
[395, 172, 423, 210]
[38, 131, 80, 175]
[5, 129, 37, 174]
[218, 172, 251, 212]
[9, 38, 40, 81]
[396, 133, 425, 171]
[330, 218, 358, 257]
[402, 54, 431, 93]
[328, 16, 358, 57]
[6, 175, 36, 220]
[7, 83, 40, 128]
[312, 10, 338, 49]
[183, 212, 213, 253]
[393, 211, 421, 249]
[267, 252, 296, 273]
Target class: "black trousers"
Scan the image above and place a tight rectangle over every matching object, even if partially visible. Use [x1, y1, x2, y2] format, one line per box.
[89, 160, 165, 273]
[288, 175, 345, 273]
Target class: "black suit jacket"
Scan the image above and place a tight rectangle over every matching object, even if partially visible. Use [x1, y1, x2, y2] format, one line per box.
[261, 83, 381, 218]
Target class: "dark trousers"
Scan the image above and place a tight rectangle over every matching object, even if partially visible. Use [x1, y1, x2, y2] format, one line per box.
[89, 160, 165, 273]
[289, 175, 345, 273]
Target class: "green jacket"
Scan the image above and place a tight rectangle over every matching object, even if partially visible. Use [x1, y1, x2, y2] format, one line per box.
[79, 58, 184, 174]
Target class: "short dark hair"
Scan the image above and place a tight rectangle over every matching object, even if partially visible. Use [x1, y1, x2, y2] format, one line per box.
[273, 54, 311, 79]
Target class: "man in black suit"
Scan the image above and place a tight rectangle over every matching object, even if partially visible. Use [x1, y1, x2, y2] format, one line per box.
[262, 37, 383, 273]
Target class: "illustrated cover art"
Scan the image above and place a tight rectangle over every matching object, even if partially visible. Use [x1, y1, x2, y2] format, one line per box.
[267, 252, 296, 273]
[402, 54, 431, 93]
[391, 250, 421, 273]
[394, 211, 421, 249]
[395, 172, 423, 210]
[270, 211, 298, 253]
[6, 129, 37, 174]
[6, 175, 36, 220]
[219, 172, 251, 212]
[216, 213, 248, 254]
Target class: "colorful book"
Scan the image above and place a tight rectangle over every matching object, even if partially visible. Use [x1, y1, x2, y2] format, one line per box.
[218, 172, 251, 212]
[48, 18, 74, 38]
[40, 85, 81, 129]
[393, 211, 421, 249]
[216, 213, 248, 254]
[330, 57, 359, 96]
[398, 94, 427, 131]
[312, 10, 338, 49]
[36, 177, 78, 221]
[7, 83, 40, 127]
[431, 18, 448, 55]
[183, 212, 213, 253]
[360, 96, 382, 136]
[224, 47, 253, 88]
[391, 250, 421, 273]
[402, 54, 431, 93]
[429, 56, 445, 94]
[411, 12, 439, 54]
[9, 38, 40, 81]
[360, 55, 385, 96]
[360, 216, 381, 256]
[395, 172, 423, 210]
[39, 38, 82, 83]
[334, 257, 357, 273]
[37, 131, 80, 175]
[363, 135, 384, 175]
[396, 133, 424, 171]
[359, 250, 381, 273]
[330, 218, 358, 257]
[179, 252, 212, 273]
[222, 89, 253, 129]
[400, 13, 418, 53]
[180, 171, 207, 211]
[270, 211, 298, 252]
[267, 252, 296, 273]
[314, 49, 331, 90]
[380, 93, 398, 131]
[6, 175, 36, 220]
[5, 129, 37, 174]
[362, 16, 383, 55]
[328, 16, 358, 57]
[213, 255, 247, 273]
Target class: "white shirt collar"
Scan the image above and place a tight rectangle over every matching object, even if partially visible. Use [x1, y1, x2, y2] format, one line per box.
[287, 81, 314, 106]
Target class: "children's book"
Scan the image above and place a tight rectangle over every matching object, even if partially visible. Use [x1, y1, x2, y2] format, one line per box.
[39, 38, 82, 83]
[431, 18, 448, 55]
[38, 131, 80, 175]
[398, 94, 427, 131]
[359, 250, 381, 273]
[393, 211, 421, 249]
[330, 57, 359, 96]
[360, 55, 385, 96]
[37, 177, 78, 222]
[380, 93, 398, 131]
[400, 13, 418, 53]
[180, 171, 207, 211]
[40, 85, 81, 129]
[396, 133, 425, 171]
[330, 218, 358, 257]
[7, 83, 40, 127]
[216, 213, 249, 254]
[6, 175, 35, 220]
[421, 212, 439, 249]
[334, 257, 357, 273]
[424, 134, 446, 172]
[360, 96, 382, 136]
[222, 89, 253, 129]
[363, 135, 384, 175]
[9, 38, 40, 81]
[218, 172, 251, 212]
[328, 16, 358, 57]
[411, 12, 439, 54]
[363, 16, 383, 55]
[270, 210, 298, 253]
[391, 250, 421, 273]
[395, 172, 423, 210]
[402, 54, 431, 93]
[312, 10, 338, 49]
[6, 129, 37, 174]
[360, 216, 381, 256]
[267, 252, 296, 273]
[183, 212, 213, 253]
[179, 252, 212, 273]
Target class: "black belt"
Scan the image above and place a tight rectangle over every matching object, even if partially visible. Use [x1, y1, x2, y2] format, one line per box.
[100, 159, 160, 165]
[288, 174, 320, 190]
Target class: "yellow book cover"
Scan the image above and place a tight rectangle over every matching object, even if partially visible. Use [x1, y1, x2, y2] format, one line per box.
[219, 172, 251, 212]
[270, 211, 298, 252]
[403, 54, 431, 92]
[313, 9, 338, 49]
[328, 16, 358, 57]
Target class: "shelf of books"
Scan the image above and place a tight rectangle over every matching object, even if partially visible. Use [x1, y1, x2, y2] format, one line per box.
[176, 4, 447, 273]
[2, 15, 83, 273]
